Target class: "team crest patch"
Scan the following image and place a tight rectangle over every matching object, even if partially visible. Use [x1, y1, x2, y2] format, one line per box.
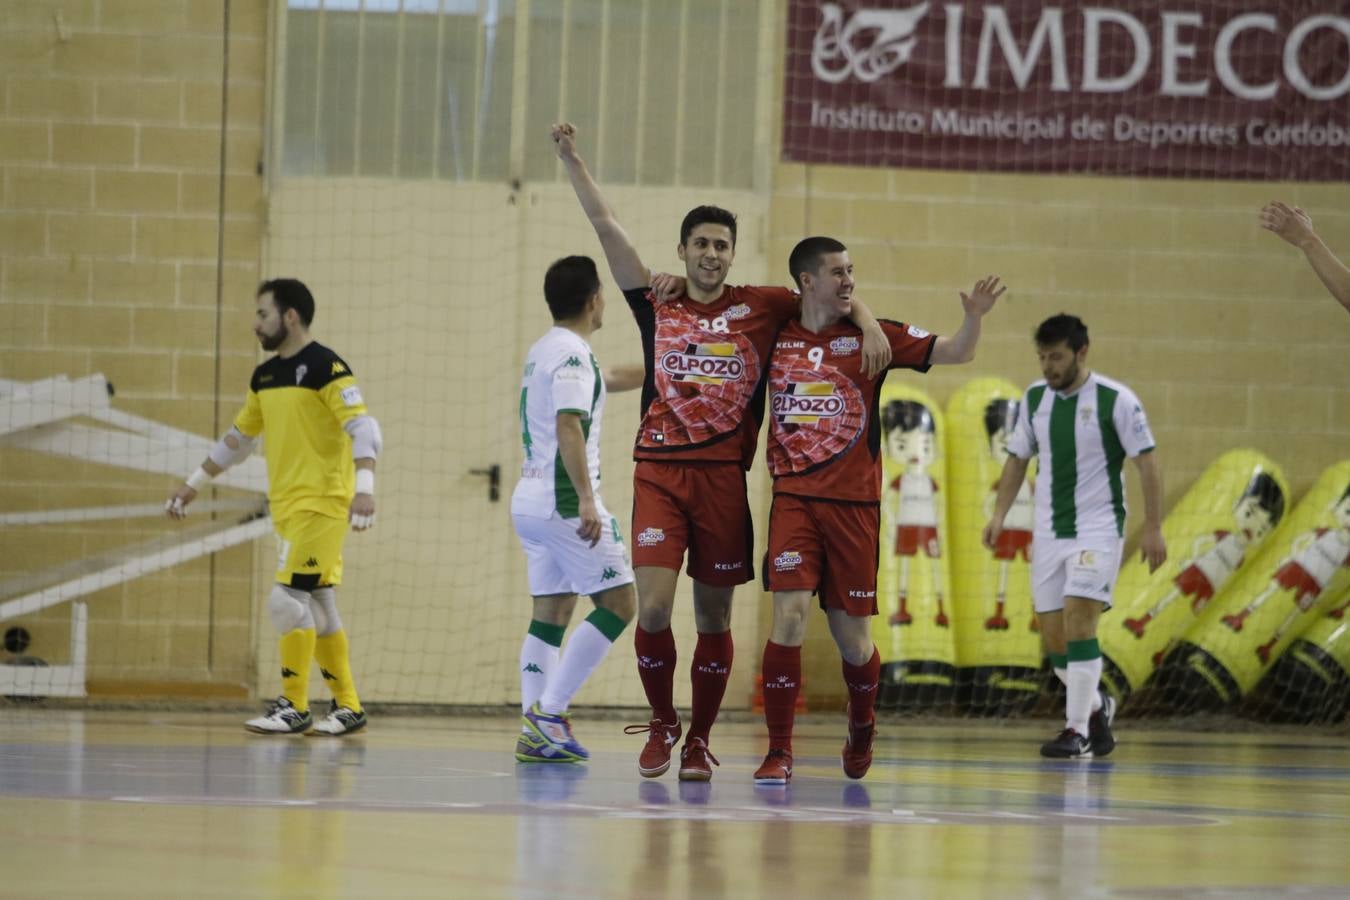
[774, 550, 802, 571]
[637, 527, 666, 547]
[829, 336, 860, 355]
[340, 386, 364, 407]
[723, 303, 751, 321]
[906, 325, 930, 338]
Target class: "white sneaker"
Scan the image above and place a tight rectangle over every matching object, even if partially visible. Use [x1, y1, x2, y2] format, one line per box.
[310, 704, 367, 736]
[245, 697, 313, 734]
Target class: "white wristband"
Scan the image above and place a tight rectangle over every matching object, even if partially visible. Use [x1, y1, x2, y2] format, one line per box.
[185, 467, 212, 491]
[355, 469, 375, 495]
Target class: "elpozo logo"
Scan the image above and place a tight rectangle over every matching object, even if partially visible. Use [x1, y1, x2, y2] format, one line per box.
[829, 335, 860, 355]
[809, 2, 1350, 102]
[774, 551, 803, 571]
[660, 343, 745, 384]
[772, 382, 845, 425]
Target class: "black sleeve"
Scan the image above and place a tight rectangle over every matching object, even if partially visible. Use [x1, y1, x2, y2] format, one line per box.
[623, 288, 659, 419]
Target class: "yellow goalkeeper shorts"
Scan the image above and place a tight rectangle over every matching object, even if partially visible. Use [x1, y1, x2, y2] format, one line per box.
[273, 511, 347, 590]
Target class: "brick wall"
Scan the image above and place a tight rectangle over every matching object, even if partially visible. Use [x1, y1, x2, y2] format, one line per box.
[0, 0, 268, 694]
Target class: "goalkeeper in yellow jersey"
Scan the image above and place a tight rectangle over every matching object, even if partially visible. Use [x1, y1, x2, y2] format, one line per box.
[165, 278, 381, 736]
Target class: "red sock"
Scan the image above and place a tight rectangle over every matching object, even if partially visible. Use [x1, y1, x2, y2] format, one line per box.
[689, 630, 734, 744]
[842, 646, 881, 725]
[761, 641, 801, 751]
[634, 626, 678, 724]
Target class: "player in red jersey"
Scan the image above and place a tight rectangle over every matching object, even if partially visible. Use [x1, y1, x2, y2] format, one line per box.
[753, 236, 1004, 785]
[553, 123, 893, 781]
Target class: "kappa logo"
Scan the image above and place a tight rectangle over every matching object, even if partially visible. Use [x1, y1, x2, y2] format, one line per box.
[812, 2, 929, 84]
[601, 567, 620, 581]
[829, 335, 860, 355]
[723, 303, 752, 321]
[637, 527, 666, 547]
[303, 556, 319, 568]
[772, 382, 845, 425]
[280, 667, 297, 678]
[331, 361, 347, 375]
[660, 342, 745, 384]
[295, 364, 308, 385]
[774, 550, 802, 571]
[320, 668, 336, 681]
[522, 663, 543, 674]
[565, 356, 583, 367]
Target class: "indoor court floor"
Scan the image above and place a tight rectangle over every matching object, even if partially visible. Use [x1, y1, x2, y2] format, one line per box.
[2, 708, 1348, 899]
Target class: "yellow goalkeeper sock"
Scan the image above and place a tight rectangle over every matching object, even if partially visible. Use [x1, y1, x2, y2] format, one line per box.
[315, 630, 362, 713]
[278, 627, 317, 713]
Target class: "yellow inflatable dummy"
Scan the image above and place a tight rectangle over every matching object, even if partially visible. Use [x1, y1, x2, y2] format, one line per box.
[873, 383, 955, 709]
[1164, 461, 1350, 712]
[1253, 587, 1350, 723]
[945, 378, 1043, 713]
[1098, 450, 1288, 704]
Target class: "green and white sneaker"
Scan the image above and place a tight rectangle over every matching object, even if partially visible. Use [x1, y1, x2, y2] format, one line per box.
[245, 697, 313, 734]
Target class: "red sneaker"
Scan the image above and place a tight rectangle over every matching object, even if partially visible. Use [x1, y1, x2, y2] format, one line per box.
[678, 737, 719, 782]
[623, 717, 682, 778]
[753, 748, 793, 785]
[842, 713, 876, 780]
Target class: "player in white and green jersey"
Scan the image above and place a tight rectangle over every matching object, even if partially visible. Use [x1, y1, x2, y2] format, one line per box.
[510, 255, 638, 764]
[984, 314, 1167, 759]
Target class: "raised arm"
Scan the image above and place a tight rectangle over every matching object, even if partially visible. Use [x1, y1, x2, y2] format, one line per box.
[1261, 202, 1350, 315]
[553, 123, 651, 291]
[931, 276, 1004, 365]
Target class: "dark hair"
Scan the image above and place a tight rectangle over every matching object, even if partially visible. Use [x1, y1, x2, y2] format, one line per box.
[679, 205, 738, 247]
[543, 255, 601, 321]
[983, 398, 1018, 440]
[881, 399, 935, 435]
[788, 236, 848, 289]
[1034, 313, 1089, 352]
[258, 278, 315, 327]
[1239, 472, 1286, 526]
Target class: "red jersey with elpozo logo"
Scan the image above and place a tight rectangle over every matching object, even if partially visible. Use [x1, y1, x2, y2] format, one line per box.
[624, 285, 799, 467]
[768, 318, 936, 502]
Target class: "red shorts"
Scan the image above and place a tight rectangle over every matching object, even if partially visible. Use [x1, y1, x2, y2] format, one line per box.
[894, 524, 940, 558]
[1173, 564, 1215, 601]
[1275, 561, 1320, 608]
[991, 528, 1032, 562]
[763, 494, 880, 617]
[631, 460, 753, 586]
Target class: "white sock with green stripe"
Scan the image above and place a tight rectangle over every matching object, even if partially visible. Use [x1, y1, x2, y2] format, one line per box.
[1052, 652, 1102, 712]
[521, 620, 565, 718]
[1066, 638, 1103, 735]
[539, 607, 629, 715]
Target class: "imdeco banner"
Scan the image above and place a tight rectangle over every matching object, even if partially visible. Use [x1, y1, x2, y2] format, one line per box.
[782, 1, 1350, 180]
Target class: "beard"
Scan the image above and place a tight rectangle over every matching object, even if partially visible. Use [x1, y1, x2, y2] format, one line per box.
[1048, 361, 1079, 390]
[259, 322, 288, 351]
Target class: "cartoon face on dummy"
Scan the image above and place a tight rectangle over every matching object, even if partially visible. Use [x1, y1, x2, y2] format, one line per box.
[889, 427, 935, 470]
[1232, 496, 1276, 545]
